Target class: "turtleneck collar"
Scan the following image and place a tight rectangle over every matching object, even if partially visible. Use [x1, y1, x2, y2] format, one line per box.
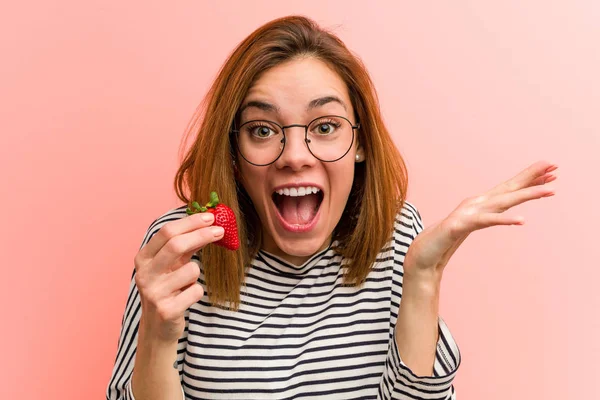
[255, 240, 339, 277]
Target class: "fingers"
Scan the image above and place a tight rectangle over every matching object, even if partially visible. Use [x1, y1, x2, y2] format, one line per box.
[528, 170, 557, 187]
[446, 163, 558, 237]
[513, 160, 557, 189]
[171, 279, 205, 312]
[149, 224, 224, 276]
[139, 212, 214, 263]
[474, 212, 525, 228]
[487, 160, 557, 196]
[159, 259, 205, 310]
[141, 278, 204, 327]
[431, 161, 559, 270]
[167, 248, 201, 276]
[487, 183, 556, 212]
[447, 208, 526, 236]
[161, 261, 201, 296]
[135, 212, 224, 277]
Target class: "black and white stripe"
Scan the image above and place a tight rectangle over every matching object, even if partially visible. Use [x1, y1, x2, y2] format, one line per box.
[106, 201, 460, 399]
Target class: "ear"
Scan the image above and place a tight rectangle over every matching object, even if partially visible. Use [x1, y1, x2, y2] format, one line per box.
[233, 158, 242, 181]
[355, 141, 365, 163]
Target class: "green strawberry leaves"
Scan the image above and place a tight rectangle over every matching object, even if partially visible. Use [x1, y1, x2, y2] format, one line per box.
[186, 199, 209, 215]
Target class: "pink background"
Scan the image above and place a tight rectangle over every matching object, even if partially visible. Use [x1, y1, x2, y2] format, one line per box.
[1, 1, 598, 399]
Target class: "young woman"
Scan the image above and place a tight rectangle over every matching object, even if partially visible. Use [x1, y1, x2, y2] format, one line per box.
[107, 16, 557, 400]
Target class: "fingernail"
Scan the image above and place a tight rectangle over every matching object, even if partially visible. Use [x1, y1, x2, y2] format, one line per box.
[211, 226, 224, 237]
[201, 213, 214, 223]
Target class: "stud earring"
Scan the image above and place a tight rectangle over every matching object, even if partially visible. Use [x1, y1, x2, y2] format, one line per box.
[355, 154, 361, 162]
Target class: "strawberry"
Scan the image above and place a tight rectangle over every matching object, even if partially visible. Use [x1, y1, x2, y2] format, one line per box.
[186, 191, 240, 251]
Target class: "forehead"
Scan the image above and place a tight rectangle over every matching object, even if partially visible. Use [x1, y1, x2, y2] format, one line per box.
[243, 57, 352, 113]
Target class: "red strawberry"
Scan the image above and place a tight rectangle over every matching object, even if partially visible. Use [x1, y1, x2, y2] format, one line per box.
[186, 191, 240, 251]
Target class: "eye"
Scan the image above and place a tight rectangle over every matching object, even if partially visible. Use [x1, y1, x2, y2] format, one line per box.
[245, 123, 278, 139]
[318, 124, 333, 134]
[312, 119, 342, 135]
[253, 125, 274, 138]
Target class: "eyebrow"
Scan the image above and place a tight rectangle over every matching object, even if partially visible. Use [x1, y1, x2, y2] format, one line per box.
[238, 96, 347, 116]
[307, 96, 347, 111]
[238, 101, 280, 115]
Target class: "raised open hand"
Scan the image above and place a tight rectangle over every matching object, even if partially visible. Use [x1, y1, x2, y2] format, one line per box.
[404, 160, 558, 281]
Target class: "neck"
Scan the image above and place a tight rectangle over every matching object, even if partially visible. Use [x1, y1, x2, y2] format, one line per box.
[260, 236, 333, 266]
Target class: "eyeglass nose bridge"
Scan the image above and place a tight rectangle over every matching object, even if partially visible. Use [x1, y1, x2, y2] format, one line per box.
[279, 123, 312, 148]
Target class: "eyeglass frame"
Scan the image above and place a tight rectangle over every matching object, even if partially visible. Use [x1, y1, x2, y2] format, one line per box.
[230, 114, 361, 167]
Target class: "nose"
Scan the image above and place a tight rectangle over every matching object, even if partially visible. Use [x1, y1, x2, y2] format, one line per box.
[273, 126, 317, 171]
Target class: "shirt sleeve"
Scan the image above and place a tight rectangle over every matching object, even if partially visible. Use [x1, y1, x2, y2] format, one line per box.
[106, 212, 189, 400]
[378, 201, 461, 399]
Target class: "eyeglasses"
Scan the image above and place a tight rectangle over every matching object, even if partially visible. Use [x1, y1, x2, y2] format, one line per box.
[231, 115, 360, 166]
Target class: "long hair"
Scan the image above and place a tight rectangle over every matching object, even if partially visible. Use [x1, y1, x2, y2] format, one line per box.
[174, 15, 409, 309]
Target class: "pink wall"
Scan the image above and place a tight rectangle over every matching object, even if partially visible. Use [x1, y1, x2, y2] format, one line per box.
[1, 1, 598, 398]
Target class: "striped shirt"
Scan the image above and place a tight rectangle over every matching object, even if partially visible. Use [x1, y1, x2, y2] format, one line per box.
[107, 201, 461, 399]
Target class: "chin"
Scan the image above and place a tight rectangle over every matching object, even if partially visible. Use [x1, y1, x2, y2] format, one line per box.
[274, 235, 330, 258]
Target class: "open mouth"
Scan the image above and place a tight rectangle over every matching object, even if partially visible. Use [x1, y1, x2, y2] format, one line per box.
[272, 186, 324, 226]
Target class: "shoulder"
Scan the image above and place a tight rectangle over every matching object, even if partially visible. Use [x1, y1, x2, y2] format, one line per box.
[393, 200, 424, 244]
[401, 200, 422, 224]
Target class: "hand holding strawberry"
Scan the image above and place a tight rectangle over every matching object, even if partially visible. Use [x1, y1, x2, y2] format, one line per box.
[186, 191, 240, 251]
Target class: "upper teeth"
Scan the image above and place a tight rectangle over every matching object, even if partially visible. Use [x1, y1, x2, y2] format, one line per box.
[275, 186, 320, 197]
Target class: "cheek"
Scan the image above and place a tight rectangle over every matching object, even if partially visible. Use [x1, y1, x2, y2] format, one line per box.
[328, 161, 355, 200]
[239, 166, 269, 205]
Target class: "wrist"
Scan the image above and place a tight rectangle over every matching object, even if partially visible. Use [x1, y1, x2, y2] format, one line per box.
[139, 314, 182, 347]
[403, 268, 442, 293]
[138, 322, 180, 352]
